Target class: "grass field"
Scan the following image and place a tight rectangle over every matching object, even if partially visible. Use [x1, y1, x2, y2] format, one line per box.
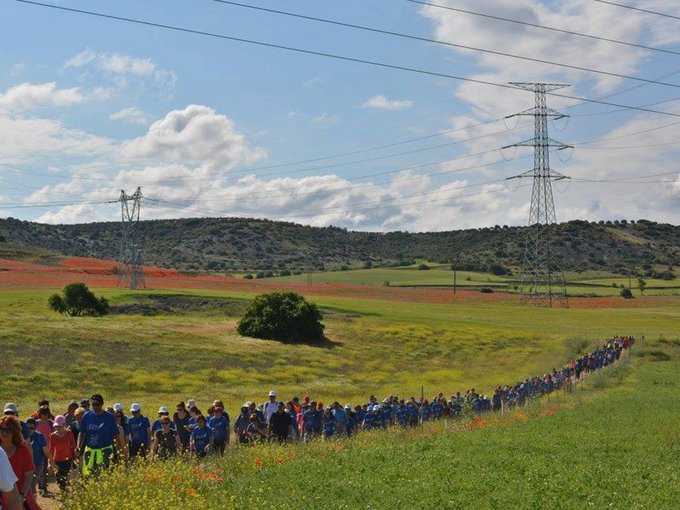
[2, 286, 679, 416]
[63, 341, 680, 510]
[2, 253, 679, 508]
[276, 266, 680, 297]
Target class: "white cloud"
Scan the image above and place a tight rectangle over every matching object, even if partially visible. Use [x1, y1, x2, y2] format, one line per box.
[64, 49, 177, 98]
[362, 94, 413, 111]
[311, 113, 340, 125]
[0, 82, 85, 111]
[36, 203, 110, 224]
[110, 107, 150, 126]
[0, 114, 114, 163]
[120, 105, 266, 169]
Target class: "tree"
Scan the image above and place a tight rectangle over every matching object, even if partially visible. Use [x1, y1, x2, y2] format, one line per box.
[237, 292, 324, 343]
[620, 288, 633, 299]
[48, 282, 109, 316]
[637, 277, 646, 296]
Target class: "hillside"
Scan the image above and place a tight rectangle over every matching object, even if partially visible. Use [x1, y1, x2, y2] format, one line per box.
[0, 217, 678, 276]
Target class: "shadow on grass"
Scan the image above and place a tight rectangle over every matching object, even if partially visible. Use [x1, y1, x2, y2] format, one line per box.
[260, 335, 343, 349]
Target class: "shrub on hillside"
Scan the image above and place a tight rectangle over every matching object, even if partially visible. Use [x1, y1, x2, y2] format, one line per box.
[418, 264, 430, 270]
[620, 288, 633, 299]
[48, 282, 109, 316]
[479, 287, 494, 293]
[237, 292, 324, 343]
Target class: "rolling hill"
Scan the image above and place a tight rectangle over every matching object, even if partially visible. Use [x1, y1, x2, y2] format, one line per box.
[1, 216, 678, 277]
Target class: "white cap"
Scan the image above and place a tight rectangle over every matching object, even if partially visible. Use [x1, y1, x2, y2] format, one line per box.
[130, 403, 141, 413]
[3, 403, 17, 415]
[344, 404, 352, 410]
[373, 405, 381, 412]
[268, 390, 276, 397]
[113, 403, 123, 412]
[246, 401, 253, 407]
[187, 399, 196, 407]
[158, 406, 169, 414]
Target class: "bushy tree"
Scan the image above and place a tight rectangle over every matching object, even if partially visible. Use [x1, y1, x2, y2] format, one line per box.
[237, 292, 324, 343]
[620, 288, 633, 299]
[48, 282, 109, 316]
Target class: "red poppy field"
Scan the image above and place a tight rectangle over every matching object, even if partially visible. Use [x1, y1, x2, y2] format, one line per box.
[1, 255, 674, 309]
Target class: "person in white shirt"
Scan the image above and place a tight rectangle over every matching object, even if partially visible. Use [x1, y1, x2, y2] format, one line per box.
[263, 391, 279, 425]
[0, 446, 22, 510]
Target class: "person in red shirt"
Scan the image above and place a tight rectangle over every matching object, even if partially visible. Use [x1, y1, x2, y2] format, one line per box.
[48, 416, 76, 491]
[0, 416, 42, 510]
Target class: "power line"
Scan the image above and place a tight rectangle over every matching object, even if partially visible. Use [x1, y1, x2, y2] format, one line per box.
[408, 0, 680, 56]
[213, 0, 680, 91]
[14, 0, 680, 118]
[593, 0, 680, 21]
[0, 125, 515, 188]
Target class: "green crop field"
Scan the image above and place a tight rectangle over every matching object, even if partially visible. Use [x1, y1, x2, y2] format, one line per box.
[273, 266, 680, 297]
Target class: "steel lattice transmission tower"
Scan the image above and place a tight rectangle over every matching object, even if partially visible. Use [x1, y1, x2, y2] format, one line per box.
[117, 187, 145, 290]
[504, 83, 571, 307]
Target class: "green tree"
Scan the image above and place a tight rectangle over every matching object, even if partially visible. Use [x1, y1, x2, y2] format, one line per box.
[620, 288, 633, 299]
[48, 282, 109, 316]
[637, 277, 646, 296]
[237, 292, 324, 343]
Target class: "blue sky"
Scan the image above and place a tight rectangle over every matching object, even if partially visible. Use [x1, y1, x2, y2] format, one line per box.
[1, 0, 679, 231]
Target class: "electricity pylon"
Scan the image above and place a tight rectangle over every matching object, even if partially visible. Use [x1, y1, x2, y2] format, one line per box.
[504, 83, 571, 307]
[117, 187, 145, 290]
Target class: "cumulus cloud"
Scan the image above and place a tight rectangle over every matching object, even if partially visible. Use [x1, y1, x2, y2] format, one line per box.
[0, 114, 114, 163]
[362, 95, 413, 111]
[64, 49, 177, 98]
[110, 107, 150, 126]
[120, 105, 266, 169]
[0, 82, 85, 111]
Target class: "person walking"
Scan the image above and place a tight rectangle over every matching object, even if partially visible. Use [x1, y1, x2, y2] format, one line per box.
[263, 391, 279, 424]
[207, 401, 229, 455]
[48, 416, 76, 492]
[268, 402, 291, 443]
[77, 394, 118, 477]
[24, 419, 51, 498]
[0, 416, 42, 510]
[0, 445, 23, 510]
[151, 417, 181, 460]
[126, 404, 151, 460]
[172, 402, 191, 452]
[190, 416, 212, 458]
[234, 405, 250, 444]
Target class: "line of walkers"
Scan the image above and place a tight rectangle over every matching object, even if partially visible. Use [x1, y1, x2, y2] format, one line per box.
[0, 336, 633, 508]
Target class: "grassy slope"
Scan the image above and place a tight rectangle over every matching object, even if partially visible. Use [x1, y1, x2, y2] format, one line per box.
[2, 288, 679, 416]
[65, 344, 680, 510]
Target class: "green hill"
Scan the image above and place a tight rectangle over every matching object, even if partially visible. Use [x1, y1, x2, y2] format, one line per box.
[0, 216, 678, 277]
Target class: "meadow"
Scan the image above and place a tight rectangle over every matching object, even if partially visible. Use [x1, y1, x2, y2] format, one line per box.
[64, 342, 680, 510]
[1, 254, 679, 509]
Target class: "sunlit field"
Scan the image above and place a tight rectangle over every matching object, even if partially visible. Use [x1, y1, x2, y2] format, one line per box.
[2, 284, 679, 415]
[65, 344, 680, 510]
[2, 254, 679, 509]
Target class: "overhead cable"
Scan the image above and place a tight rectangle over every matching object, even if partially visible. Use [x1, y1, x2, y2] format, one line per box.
[593, 0, 680, 21]
[408, 0, 680, 56]
[213, 0, 680, 90]
[14, 0, 680, 118]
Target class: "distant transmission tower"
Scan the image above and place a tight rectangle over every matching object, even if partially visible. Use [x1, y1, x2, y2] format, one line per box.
[504, 83, 571, 307]
[117, 187, 145, 290]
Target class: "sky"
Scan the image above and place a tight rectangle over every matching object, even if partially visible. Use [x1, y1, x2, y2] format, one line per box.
[1, 0, 680, 231]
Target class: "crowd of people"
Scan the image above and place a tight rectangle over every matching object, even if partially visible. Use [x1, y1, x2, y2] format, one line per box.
[0, 336, 634, 509]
